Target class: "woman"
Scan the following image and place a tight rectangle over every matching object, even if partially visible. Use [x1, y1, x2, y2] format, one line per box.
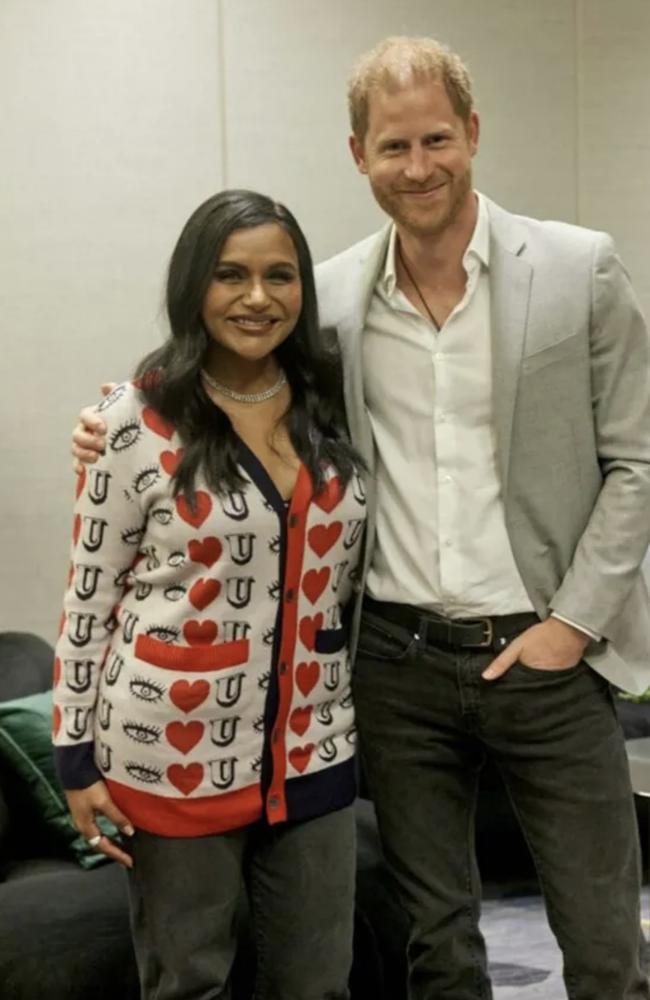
[54, 190, 367, 1000]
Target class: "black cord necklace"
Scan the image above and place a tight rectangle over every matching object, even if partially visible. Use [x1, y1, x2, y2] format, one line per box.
[397, 241, 441, 332]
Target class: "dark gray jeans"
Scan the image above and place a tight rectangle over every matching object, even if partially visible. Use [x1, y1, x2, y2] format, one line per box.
[126, 806, 355, 1000]
[352, 607, 649, 1000]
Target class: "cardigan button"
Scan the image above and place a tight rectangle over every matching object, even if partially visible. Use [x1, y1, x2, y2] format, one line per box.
[289, 514, 299, 528]
[285, 589, 295, 602]
[279, 661, 288, 675]
[269, 795, 280, 810]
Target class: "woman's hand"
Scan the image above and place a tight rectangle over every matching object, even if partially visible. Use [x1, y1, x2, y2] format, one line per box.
[71, 383, 115, 473]
[65, 779, 135, 868]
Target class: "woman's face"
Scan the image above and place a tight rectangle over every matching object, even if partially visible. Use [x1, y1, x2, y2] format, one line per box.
[201, 222, 303, 367]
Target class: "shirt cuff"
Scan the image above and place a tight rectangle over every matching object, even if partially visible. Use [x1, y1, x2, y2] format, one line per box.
[550, 612, 601, 643]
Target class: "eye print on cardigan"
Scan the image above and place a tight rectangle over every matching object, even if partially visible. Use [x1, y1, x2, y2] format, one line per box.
[97, 384, 128, 411]
[168, 551, 186, 568]
[151, 505, 174, 526]
[123, 720, 162, 745]
[268, 535, 281, 554]
[141, 545, 160, 570]
[109, 420, 142, 451]
[130, 675, 165, 703]
[133, 465, 160, 495]
[252, 714, 265, 733]
[121, 526, 145, 546]
[258, 670, 271, 690]
[267, 580, 281, 601]
[262, 627, 275, 647]
[125, 761, 163, 785]
[145, 624, 181, 643]
[164, 584, 187, 602]
[251, 754, 263, 773]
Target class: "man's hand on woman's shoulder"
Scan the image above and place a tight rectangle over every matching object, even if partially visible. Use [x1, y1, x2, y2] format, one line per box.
[71, 382, 115, 472]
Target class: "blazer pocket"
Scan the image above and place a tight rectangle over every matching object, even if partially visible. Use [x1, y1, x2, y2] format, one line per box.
[521, 332, 584, 376]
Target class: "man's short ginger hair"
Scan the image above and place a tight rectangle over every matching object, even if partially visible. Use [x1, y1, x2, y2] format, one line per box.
[347, 36, 474, 143]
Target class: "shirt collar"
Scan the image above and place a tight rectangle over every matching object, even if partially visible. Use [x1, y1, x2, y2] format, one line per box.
[381, 191, 490, 296]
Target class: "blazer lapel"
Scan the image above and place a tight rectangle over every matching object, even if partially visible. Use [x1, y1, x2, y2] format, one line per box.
[336, 226, 391, 472]
[487, 201, 533, 488]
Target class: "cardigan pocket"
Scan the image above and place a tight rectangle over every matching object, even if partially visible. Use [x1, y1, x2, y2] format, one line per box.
[133, 634, 250, 672]
[314, 627, 347, 655]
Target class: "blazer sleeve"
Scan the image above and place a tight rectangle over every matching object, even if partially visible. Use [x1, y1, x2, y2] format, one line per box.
[548, 234, 650, 636]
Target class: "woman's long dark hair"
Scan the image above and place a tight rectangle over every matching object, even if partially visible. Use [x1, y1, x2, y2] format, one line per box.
[134, 189, 362, 499]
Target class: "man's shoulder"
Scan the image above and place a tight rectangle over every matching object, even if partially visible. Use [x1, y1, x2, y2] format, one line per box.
[486, 196, 609, 259]
[315, 228, 387, 281]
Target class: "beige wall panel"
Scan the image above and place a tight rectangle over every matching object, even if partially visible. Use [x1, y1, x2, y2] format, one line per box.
[578, 0, 650, 317]
[220, 0, 577, 262]
[0, 0, 224, 641]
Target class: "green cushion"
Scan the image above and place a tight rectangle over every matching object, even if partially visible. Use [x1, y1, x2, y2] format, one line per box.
[0, 690, 115, 869]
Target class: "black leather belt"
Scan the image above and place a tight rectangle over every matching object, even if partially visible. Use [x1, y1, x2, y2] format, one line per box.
[362, 597, 538, 652]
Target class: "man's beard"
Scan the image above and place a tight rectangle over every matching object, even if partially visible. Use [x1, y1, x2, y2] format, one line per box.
[374, 166, 473, 239]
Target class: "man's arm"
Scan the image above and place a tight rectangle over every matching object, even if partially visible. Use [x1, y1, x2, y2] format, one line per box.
[486, 233, 650, 679]
[547, 233, 650, 633]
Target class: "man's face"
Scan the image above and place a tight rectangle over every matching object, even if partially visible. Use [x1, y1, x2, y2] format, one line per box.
[350, 78, 479, 239]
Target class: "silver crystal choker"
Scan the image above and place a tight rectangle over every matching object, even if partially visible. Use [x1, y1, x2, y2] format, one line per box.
[201, 367, 287, 404]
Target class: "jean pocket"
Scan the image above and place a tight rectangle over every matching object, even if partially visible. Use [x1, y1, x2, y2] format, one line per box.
[510, 658, 585, 679]
[356, 615, 413, 662]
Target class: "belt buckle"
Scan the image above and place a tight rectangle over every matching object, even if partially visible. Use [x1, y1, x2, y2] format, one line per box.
[473, 617, 494, 648]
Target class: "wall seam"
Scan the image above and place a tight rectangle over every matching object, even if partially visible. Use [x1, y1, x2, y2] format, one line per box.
[574, 0, 583, 225]
[216, 0, 229, 186]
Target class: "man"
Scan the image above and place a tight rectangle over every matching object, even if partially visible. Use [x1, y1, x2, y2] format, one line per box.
[73, 36, 650, 1000]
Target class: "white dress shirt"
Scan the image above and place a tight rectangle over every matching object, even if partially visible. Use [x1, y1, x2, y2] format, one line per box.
[363, 194, 536, 618]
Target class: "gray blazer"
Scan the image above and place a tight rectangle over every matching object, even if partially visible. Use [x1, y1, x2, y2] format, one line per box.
[315, 196, 650, 694]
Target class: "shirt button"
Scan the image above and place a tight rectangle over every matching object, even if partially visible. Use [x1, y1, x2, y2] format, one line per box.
[269, 795, 280, 810]
[443, 474, 452, 483]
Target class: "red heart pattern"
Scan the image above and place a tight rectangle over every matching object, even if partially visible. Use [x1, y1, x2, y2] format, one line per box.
[302, 567, 330, 605]
[183, 619, 218, 645]
[314, 476, 343, 514]
[299, 614, 323, 653]
[289, 744, 314, 774]
[295, 660, 320, 697]
[188, 537, 222, 568]
[169, 679, 210, 713]
[75, 468, 86, 500]
[189, 578, 221, 611]
[166, 720, 204, 754]
[289, 706, 312, 737]
[72, 514, 81, 546]
[52, 705, 61, 737]
[53, 657, 61, 688]
[167, 762, 203, 795]
[308, 522, 342, 558]
[176, 492, 213, 528]
[142, 406, 174, 440]
[160, 449, 184, 476]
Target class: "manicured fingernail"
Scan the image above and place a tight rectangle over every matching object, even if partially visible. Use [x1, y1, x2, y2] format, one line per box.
[123, 824, 135, 836]
[482, 669, 496, 679]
